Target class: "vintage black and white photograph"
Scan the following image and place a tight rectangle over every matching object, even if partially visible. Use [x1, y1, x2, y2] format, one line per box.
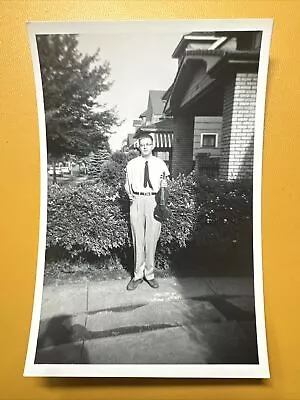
[24, 19, 272, 378]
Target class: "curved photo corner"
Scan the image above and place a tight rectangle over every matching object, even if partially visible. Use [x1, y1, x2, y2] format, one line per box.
[24, 18, 272, 378]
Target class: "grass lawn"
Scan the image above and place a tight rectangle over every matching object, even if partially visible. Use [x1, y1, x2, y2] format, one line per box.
[44, 241, 253, 287]
[44, 259, 172, 286]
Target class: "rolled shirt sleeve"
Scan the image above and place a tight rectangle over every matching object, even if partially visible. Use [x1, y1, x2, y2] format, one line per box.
[124, 166, 134, 200]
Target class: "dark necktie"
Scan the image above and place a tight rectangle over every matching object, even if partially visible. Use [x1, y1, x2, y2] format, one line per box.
[143, 161, 153, 189]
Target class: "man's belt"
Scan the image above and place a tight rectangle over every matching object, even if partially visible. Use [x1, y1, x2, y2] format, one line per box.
[132, 190, 156, 196]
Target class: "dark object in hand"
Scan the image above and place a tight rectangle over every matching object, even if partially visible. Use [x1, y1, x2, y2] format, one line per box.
[154, 173, 171, 222]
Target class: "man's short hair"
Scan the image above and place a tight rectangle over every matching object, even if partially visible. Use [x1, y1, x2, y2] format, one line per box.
[138, 133, 153, 144]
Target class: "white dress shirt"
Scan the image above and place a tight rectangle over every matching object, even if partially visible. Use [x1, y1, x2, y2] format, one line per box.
[125, 155, 170, 198]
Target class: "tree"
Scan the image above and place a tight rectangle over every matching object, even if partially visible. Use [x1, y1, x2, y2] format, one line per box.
[37, 34, 121, 181]
[88, 141, 111, 177]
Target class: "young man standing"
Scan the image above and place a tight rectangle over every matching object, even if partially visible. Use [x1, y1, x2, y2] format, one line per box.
[125, 133, 169, 291]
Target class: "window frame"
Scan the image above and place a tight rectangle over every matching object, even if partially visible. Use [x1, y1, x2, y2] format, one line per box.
[200, 133, 219, 148]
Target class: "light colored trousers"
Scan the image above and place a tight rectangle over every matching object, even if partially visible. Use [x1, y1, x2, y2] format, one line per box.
[130, 195, 161, 280]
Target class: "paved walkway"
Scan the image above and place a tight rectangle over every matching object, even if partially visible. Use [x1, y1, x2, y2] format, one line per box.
[35, 276, 258, 365]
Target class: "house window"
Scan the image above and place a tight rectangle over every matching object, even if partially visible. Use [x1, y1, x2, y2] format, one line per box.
[200, 133, 218, 148]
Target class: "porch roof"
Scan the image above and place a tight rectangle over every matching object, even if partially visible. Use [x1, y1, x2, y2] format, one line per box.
[164, 49, 259, 115]
[135, 118, 173, 133]
[132, 132, 173, 149]
[133, 119, 174, 149]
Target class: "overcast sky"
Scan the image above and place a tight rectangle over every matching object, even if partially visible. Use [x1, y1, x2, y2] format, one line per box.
[77, 31, 182, 151]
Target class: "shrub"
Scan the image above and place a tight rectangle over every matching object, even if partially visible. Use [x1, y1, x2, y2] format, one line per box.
[46, 168, 253, 272]
[158, 173, 252, 267]
[96, 149, 139, 188]
[193, 175, 253, 246]
[98, 160, 126, 188]
[158, 173, 198, 254]
[46, 181, 130, 259]
[110, 150, 128, 164]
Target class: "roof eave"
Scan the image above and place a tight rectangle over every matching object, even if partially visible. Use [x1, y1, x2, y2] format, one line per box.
[164, 51, 259, 115]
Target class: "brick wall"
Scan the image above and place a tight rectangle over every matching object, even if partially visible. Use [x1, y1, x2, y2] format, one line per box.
[219, 73, 258, 180]
[172, 115, 194, 177]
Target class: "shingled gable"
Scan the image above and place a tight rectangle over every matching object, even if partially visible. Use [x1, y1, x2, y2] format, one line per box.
[137, 90, 167, 125]
[148, 90, 166, 115]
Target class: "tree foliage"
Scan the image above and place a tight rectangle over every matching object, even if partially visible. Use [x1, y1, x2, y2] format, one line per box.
[88, 142, 111, 178]
[37, 34, 120, 158]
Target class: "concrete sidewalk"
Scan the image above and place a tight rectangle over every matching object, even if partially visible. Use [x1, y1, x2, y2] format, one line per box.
[35, 276, 258, 365]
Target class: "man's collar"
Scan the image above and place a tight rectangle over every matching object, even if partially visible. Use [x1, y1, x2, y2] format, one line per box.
[140, 155, 154, 161]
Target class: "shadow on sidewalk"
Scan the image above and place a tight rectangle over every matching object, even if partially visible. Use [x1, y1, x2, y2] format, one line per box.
[36, 237, 259, 365]
[162, 241, 259, 364]
[35, 315, 89, 364]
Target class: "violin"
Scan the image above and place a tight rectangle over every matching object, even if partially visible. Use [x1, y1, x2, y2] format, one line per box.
[154, 172, 171, 222]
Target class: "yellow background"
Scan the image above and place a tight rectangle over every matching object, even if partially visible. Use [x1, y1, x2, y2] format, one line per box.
[1, 0, 299, 399]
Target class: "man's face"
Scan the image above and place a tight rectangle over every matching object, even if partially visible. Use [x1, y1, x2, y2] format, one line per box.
[139, 137, 154, 157]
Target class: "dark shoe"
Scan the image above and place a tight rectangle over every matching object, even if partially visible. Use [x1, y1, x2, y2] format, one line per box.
[145, 278, 159, 289]
[127, 278, 143, 291]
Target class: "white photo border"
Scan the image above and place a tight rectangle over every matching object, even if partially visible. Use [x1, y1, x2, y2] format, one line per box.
[24, 18, 273, 378]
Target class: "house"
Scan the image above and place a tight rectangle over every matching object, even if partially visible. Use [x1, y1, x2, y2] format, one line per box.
[132, 90, 174, 171]
[163, 31, 262, 180]
[140, 90, 166, 126]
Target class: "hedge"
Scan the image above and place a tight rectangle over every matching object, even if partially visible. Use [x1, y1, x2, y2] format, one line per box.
[46, 181, 130, 259]
[194, 175, 253, 245]
[46, 163, 253, 271]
